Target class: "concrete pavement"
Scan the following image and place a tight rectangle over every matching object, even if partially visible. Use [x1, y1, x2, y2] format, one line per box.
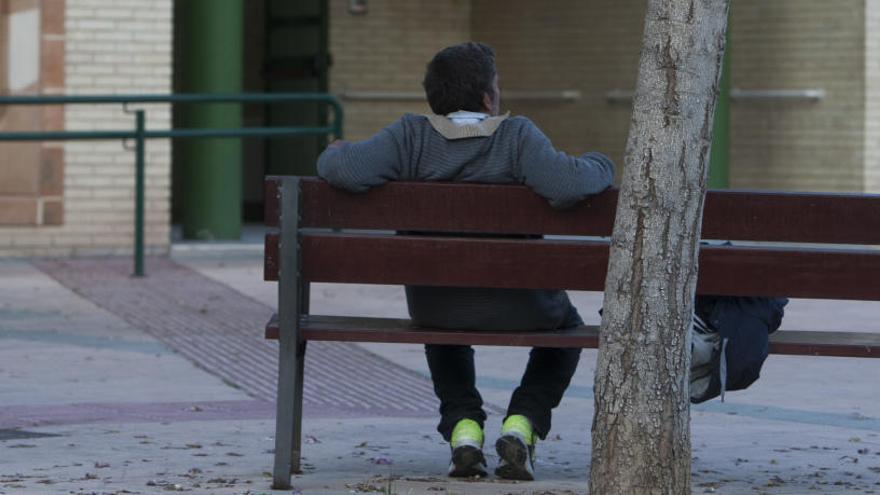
[1, 247, 879, 494]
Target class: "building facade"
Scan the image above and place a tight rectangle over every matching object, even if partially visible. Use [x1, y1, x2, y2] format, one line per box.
[335, 0, 880, 192]
[1, 0, 878, 256]
[1, 0, 171, 256]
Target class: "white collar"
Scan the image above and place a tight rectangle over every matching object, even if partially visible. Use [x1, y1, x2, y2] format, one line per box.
[446, 110, 490, 126]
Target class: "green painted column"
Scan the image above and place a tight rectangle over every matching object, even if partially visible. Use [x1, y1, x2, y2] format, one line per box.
[177, 0, 243, 240]
[708, 26, 731, 189]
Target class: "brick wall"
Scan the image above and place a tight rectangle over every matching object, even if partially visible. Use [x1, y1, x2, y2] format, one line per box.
[328, 0, 472, 141]
[0, 0, 64, 227]
[2, 0, 873, 256]
[329, 0, 644, 179]
[473, 0, 870, 193]
[473, 0, 644, 182]
[865, 0, 880, 193]
[730, 1, 866, 192]
[0, 0, 172, 256]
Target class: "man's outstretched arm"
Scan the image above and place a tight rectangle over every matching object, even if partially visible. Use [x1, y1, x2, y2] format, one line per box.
[516, 120, 615, 209]
[317, 119, 405, 193]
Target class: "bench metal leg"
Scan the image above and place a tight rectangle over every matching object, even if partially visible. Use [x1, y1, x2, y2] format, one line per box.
[272, 332, 299, 489]
[290, 282, 310, 473]
[272, 176, 302, 490]
[291, 341, 307, 473]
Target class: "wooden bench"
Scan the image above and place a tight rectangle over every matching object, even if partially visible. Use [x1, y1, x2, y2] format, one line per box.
[263, 175, 880, 489]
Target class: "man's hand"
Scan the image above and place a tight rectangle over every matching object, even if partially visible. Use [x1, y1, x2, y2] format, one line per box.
[327, 139, 348, 150]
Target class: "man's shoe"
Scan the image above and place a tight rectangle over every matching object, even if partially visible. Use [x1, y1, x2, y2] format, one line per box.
[448, 418, 487, 478]
[495, 414, 536, 481]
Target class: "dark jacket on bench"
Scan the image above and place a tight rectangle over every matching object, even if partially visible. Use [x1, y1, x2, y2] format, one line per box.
[691, 295, 789, 403]
[317, 112, 615, 330]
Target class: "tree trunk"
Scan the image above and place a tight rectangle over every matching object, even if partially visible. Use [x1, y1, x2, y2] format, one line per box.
[589, 1, 729, 494]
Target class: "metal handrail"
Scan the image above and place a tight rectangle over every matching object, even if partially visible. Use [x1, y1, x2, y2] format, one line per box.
[0, 92, 344, 276]
[0, 92, 343, 108]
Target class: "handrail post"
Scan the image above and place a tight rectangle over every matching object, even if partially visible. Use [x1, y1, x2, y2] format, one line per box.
[331, 97, 344, 140]
[133, 110, 146, 277]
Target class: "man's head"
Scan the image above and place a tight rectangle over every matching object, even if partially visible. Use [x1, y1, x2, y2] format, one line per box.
[423, 42, 499, 116]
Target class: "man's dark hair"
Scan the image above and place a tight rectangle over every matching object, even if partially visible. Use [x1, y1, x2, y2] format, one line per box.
[423, 42, 496, 115]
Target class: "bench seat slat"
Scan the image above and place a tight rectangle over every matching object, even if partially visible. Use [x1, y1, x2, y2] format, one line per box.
[264, 314, 599, 348]
[264, 315, 880, 358]
[767, 331, 880, 358]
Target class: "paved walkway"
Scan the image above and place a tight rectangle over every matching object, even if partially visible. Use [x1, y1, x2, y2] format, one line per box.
[34, 256, 439, 416]
[1, 250, 880, 494]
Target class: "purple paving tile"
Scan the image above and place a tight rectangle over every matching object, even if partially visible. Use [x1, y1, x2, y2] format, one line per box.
[0, 399, 436, 429]
[34, 257, 443, 418]
[0, 400, 274, 429]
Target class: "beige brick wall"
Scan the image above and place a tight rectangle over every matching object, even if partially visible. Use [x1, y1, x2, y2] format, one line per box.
[333, 0, 871, 194]
[0, 0, 65, 228]
[474, 0, 870, 192]
[730, 1, 866, 192]
[865, 0, 880, 193]
[0, 0, 172, 257]
[3, 0, 868, 259]
[329, 0, 472, 141]
[473, 0, 644, 181]
[329, 0, 644, 178]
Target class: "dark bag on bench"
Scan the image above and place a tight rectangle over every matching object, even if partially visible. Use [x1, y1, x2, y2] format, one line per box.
[690, 295, 789, 403]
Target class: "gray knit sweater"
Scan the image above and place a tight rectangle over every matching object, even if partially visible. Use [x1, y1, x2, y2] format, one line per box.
[317, 113, 614, 330]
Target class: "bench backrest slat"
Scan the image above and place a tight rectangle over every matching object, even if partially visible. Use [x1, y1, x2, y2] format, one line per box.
[264, 177, 880, 301]
[263, 232, 880, 301]
[265, 177, 880, 244]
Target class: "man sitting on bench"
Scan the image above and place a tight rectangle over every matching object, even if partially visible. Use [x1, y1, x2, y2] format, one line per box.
[317, 42, 615, 481]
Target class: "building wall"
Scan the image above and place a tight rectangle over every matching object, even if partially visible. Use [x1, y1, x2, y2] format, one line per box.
[0, 0, 64, 227]
[865, 0, 880, 193]
[473, 0, 644, 182]
[473, 0, 870, 193]
[1, 0, 875, 256]
[328, 0, 472, 141]
[0, 0, 172, 256]
[730, 0, 866, 192]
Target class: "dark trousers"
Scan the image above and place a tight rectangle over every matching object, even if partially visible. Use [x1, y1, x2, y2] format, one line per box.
[425, 307, 583, 441]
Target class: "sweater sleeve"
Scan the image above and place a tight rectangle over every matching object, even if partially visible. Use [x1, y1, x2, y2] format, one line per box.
[316, 118, 406, 193]
[515, 119, 615, 209]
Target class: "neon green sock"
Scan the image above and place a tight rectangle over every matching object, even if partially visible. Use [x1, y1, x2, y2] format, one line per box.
[501, 414, 535, 446]
[450, 418, 483, 448]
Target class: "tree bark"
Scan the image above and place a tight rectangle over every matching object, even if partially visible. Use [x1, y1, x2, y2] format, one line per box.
[589, 1, 729, 494]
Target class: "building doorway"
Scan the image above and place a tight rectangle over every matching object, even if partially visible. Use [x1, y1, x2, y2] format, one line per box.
[172, 0, 330, 238]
